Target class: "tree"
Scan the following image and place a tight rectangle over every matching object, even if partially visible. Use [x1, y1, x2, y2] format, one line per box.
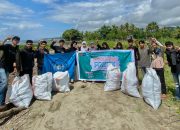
[98, 25, 111, 39]
[62, 29, 83, 41]
[146, 22, 159, 38]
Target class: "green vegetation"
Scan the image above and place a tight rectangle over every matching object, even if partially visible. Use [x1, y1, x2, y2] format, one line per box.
[62, 22, 180, 45]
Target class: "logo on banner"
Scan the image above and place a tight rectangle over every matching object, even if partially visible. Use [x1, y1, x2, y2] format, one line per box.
[90, 56, 119, 71]
[52, 58, 68, 71]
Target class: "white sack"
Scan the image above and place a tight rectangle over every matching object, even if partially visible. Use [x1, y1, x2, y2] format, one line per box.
[10, 75, 33, 108]
[53, 71, 70, 92]
[32, 72, 52, 100]
[121, 62, 141, 98]
[142, 68, 161, 109]
[104, 64, 121, 91]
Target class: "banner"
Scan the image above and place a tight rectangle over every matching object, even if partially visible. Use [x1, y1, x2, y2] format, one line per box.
[43, 52, 76, 79]
[77, 50, 134, 81]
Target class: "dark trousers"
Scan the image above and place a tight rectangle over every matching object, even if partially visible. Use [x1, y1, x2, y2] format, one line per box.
[155, 68, 167, 94]
[20, 69, 33, 84]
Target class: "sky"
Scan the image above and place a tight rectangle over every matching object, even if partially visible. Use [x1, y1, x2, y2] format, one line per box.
[0, 0, 180, 40]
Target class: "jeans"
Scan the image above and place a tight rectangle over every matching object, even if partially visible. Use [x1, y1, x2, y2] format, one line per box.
[155, 68, 167, 94]
[0, 68, 8, 105]
[172, 73, 180, 100]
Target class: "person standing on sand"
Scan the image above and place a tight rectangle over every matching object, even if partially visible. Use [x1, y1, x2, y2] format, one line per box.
[35, 40, 49, 75]
[138, 40, 151, 76]
[0, 36, 20, 107]
[165, 41, 180, 100]
[150, 40, 167, 99]
[18, 40, 35, 84]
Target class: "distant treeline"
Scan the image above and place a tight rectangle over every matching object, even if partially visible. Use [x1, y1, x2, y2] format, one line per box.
[62, 22, 180, 43]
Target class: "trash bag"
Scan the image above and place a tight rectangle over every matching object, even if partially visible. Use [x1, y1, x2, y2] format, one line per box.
[32, 72, 52, 100]
[9, 75, 33, 108]
[121, 62, 141, 98]
[104, 64, 121, 91]
[53, 71, 70, 92]
[142, 68, 161, 109]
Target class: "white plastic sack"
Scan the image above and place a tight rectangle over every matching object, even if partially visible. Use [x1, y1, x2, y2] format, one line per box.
[9, 75, 33, 108]
[142, 68, 161, 109]
[121, 62, 141, 98]
[32, 72, 52, 100]
[53, 71, 70, 92]
[104, 64, 121, 91]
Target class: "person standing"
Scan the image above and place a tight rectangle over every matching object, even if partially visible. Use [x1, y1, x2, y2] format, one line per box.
[80, 41, 89, 52]
[138, 40, 151, 76]
[50, 39, 66, 53]
[35, 40, 49, 75]
[19, 40, 35, 84]
[89, 42, 97, 51]
[0, 36, 20, 107]
[151, 41, 167, 99]
[97, 42, 110, 50]
[114, 42, 123, 50]
[165, 41, 180, 100]
[127, 39, 140, 77]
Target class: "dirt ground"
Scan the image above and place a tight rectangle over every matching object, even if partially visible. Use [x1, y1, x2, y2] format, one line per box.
[0, 81, 180, 130]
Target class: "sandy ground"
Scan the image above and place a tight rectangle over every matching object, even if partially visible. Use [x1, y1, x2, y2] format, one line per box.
[0, 81, 180, 130]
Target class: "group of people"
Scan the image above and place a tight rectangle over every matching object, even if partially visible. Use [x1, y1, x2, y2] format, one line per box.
[0, 35, 180, 109]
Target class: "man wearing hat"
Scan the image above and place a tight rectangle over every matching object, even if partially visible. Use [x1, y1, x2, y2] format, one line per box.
[0, 36, 20, 107]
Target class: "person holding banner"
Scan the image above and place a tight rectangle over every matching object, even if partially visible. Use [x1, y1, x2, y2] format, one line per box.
[89, 42, 97, 51]
[97, 42, 110, 50]
[50, 39, 66, 53]
[127, 39, 140, 77]
[35, 40, 49, 75]
[114, 42, 123, 49]
[67, 41, 79, 82]
[67, 41, 78, 52]
[80, 41, 89, 52]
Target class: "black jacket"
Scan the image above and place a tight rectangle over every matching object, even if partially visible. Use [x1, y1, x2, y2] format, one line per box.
[0, 44, 19, 73]
[20, 47, 35, 71]
[166, 49, 180, 73]
[128, 46, 140, 63]
[35, 48, 49, 68]
[50, 42, 66, 53]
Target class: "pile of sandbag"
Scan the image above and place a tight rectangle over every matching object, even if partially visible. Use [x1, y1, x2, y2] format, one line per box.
[104, 64, 121, 91]
[8, 75, 33, 108]
[121, 62, 141, 98]
[32, 72, 53, 101]
[53, 71, 70, 92]
[142, 68, 161, 110]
